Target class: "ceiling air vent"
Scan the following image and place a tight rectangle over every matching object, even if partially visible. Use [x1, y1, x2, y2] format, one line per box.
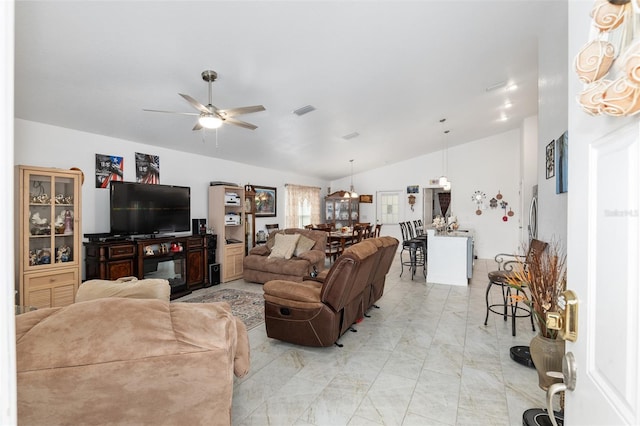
[342, 132, 360, 140]
[293, 105, 316, 116]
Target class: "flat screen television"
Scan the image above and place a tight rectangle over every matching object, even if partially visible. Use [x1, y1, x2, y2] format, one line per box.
[110, 181, 191, 236]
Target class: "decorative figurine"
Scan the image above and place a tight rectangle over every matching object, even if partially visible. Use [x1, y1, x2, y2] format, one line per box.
[56, 246, 71, 263]
[63, 210, 73, 234]
[145, 246, 154, 256]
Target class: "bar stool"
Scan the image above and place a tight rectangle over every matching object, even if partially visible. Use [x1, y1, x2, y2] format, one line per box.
[399, 222, 425, 279]
[484, 239, 547, 336]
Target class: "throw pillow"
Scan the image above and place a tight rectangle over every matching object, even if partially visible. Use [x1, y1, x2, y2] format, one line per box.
[294, 234, 316, 257]
[266, 230, 285, 250]
[268, 233, 301, 260]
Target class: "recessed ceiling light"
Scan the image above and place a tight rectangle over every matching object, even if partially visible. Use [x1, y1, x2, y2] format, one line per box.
[498, 113, 508, 122]
[504, 100, 513, 109]
[293, 105, 316, 116]
[342, 132, 360, 140]
[506, 83, 518, 91]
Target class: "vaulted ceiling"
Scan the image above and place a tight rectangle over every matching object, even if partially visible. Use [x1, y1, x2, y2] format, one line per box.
[15, 1, 547, 180]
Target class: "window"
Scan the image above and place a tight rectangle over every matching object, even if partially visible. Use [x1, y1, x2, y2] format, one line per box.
[285, 184, 321, 228]
[377, 191, 400, 224]
[298, 197, 312, 228]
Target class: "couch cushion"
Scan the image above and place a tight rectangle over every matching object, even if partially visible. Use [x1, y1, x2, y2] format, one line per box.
[294, 234, 316, 257]
[268, 233, 301, 259]
[266, 230, 285, 250]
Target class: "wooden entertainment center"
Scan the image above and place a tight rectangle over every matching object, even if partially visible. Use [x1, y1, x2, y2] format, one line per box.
[84, 234, 214, 299]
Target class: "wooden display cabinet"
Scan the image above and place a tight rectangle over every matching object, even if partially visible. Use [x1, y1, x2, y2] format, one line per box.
[208, 185, 245, 282]
[325, 190, 360, 230]
[15, 165, 83, 308]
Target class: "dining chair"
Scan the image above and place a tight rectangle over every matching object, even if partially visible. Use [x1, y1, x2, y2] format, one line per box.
[265, 223, 280, 235]
[372, 224, 382, 237]
[314, 225, 341, 263]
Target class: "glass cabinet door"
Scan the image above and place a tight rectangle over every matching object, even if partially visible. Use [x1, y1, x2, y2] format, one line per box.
[25, 171, 79, 269]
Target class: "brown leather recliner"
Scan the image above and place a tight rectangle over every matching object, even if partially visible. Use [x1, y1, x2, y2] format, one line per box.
[364, 236, 399, 312]
[263, 239, 380, 347]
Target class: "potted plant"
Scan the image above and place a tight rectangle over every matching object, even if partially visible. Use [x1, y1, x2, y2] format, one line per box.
[507, 241, 567, 390]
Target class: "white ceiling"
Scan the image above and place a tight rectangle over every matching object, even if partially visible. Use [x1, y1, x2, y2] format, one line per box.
[14, 1, 547, 181]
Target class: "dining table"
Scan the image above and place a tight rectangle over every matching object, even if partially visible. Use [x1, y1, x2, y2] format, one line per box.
[328, 230, 356, 253]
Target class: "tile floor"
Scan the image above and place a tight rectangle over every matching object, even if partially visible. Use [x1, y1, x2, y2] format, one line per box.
[189, 256, 548, 425]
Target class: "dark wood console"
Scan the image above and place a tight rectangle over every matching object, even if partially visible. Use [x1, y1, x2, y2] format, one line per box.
[84, 235, 214, 299]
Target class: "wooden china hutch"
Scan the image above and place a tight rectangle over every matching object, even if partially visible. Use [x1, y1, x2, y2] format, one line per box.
[324, 190, 360, 230]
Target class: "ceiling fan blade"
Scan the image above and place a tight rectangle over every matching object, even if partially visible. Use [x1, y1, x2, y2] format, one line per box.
[219, 105, 265, 117]
[179, 93, 211, 114]
[143, 109, 198, 116]
[225, 117, 258, 130]
[192, 121, 203, 131]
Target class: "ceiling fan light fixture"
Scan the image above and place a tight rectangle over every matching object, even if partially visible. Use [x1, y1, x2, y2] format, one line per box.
[438, 176, 449, 186]
[199, 114, 223, 129]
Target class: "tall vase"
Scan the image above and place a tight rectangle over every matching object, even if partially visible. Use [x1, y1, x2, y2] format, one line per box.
[529, 333, 565, 390]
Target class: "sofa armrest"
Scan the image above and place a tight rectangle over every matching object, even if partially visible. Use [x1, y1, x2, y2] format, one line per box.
[303, 268, 328, 283]
[297, 250, 324, 264]
[263, 280, 322, 302]
[249, 245, 270, 256]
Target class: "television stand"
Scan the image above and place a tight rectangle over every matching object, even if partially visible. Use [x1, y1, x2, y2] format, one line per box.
[84, 234, 214, 299]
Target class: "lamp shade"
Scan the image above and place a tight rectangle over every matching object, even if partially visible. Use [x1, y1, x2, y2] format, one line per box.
[199, 114, 223, 129]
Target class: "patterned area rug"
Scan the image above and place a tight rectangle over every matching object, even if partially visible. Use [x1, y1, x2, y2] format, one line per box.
[180, 288, 265, 330]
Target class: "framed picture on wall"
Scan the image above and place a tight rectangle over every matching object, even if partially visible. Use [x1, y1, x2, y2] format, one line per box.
[546, 140, 555, 179]
[254, 185, 277, 217]
[556, 131, 568, 193]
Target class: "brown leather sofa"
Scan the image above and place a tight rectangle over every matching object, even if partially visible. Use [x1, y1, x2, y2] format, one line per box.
[16, 297, 250, 425]
[262, 237, 397, 347]
[243, 228, 327, 284]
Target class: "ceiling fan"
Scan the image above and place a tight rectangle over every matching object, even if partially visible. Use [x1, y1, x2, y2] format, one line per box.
[144, 70, 265, 131]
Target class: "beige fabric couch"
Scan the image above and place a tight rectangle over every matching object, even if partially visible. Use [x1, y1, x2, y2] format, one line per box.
[16, 294, 249, 425]
[243, 228, 327, 284]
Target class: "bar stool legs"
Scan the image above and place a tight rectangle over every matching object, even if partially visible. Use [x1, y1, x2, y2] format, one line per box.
[484, 280, 536, 336]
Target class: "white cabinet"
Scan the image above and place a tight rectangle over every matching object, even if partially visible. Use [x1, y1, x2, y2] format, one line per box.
[426, 229, 474, 286]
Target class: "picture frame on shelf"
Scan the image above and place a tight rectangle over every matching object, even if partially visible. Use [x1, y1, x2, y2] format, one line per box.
[254, 185, 277, 217]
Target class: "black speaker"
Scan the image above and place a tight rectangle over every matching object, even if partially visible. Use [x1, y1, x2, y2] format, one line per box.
[192, 218, 207, 235]
[209, 263, 220, 286]
[206, 234, 217, 264]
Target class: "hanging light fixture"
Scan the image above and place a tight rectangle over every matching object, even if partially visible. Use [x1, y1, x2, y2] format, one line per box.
[438, 118, 449, 187]
[344, 159, 358, 198]
[198, 113, 223, 129]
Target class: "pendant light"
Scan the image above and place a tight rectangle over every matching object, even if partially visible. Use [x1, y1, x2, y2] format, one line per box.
[438, 118, 449, 187]
[344, 159, 358, 198]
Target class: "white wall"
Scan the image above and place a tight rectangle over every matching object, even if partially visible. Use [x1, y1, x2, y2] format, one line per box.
[536, 0, 568, 246]
[14, 119, 329, 238]
[521, 115, 539, 244]
[2, 1, 17, 423]
[330, 128, 526, 259]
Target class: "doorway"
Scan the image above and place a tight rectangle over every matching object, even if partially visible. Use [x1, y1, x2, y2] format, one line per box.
[423, 187, 451, 225]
